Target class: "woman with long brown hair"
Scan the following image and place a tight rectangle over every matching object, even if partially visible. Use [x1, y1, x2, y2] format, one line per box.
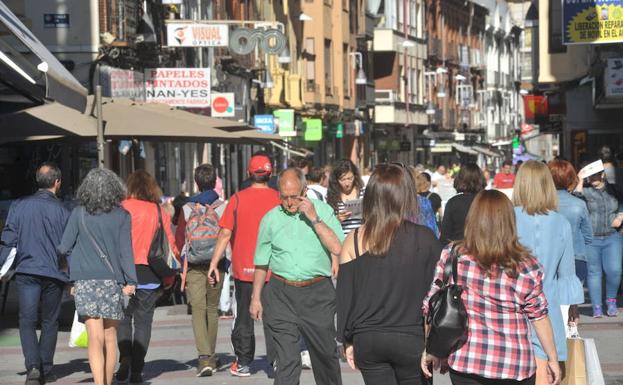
[337, 164, 442, 385]
[327, 159, 365, 234]
[116, 170, 179, 383]
[421, 190, 561, 385]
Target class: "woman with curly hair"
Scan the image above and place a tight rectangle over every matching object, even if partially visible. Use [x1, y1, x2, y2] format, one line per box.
[58, 168, 136, 385]
[327, 159, 365, 234]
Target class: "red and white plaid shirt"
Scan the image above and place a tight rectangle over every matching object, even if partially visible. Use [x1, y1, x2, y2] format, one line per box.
[423, 248, 548, 380]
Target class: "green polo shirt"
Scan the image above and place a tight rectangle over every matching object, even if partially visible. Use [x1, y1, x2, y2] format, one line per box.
[254, 199, 345, 281]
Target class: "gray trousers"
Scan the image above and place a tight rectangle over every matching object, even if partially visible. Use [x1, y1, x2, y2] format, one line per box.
[262, 276, 343, 385]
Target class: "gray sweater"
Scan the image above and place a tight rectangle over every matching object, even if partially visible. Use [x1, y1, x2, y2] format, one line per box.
[58, 206, 137, 285]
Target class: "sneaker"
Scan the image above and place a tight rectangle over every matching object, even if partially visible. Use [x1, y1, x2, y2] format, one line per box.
[25, 368, 41, 385]
[196, 358, 213, 377]
[129, 373, 143, 384]
[606, 299, 619, 317]
[42, 371, 58, 383]
[229, 361, 251, 377]
[593, 304, 604, 318]
[301, 350, 312, 370]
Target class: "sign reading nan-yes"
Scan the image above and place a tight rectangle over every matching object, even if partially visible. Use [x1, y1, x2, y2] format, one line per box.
[144, 68, 211, 107]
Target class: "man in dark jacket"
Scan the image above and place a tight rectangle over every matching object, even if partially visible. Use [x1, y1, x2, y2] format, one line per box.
[0, 162, 70, 385]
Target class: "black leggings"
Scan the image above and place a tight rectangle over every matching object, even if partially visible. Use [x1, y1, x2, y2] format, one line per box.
[353, 331, 429, 385]
[449, 369, 536, 385]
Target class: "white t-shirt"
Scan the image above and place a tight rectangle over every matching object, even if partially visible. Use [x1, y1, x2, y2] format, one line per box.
[307, 185, 328, 201]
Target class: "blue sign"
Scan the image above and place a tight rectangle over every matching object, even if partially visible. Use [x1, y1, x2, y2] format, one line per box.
[254, 114, 275, 134]
[563, 0, 623, 44]
[44, 14, 70, 28]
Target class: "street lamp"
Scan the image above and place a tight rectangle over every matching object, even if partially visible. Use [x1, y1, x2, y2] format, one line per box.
[299, 13, 313, 21]
[349, 51, 367, 85]
[426, 102, 436, 115]
[278, 45, 291, 64]
[455, 74, 466, 82]
[264, 70, 274, 89]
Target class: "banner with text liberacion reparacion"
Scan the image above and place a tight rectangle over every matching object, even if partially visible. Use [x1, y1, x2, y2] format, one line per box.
[564, 0, 623, 44]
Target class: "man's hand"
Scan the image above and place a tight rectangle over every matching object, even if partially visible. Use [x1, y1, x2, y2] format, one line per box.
[250, 298, 263, 320]
[331, 257, 339, 278]
[297, 197, 318, 221]
[207, 264, 220, 285]
[344, 343, 357, 370]
[122, 285, 136, 296]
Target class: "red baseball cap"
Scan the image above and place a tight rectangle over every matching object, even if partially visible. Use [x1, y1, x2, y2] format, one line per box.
[248, 155, 273, 175]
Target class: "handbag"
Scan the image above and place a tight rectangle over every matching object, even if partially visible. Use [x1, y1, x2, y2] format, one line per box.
[584, 338, 605, 385]
[147, 204, 176, 278]
[425, 245, 468, 358]
[68, 311, 88, 348]
[562, 323, 587, 385]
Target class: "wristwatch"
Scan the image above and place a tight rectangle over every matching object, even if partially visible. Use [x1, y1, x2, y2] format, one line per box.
[311, 216, 323, 226]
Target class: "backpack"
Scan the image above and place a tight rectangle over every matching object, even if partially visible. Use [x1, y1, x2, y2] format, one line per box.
[184, 201, 223, 264]
[309, 187, 324, 202]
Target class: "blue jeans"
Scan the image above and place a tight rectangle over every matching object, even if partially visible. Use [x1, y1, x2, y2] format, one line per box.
[575, 260, 588, 284]
[587, 232, 623, 306]
[15, 273, 64, 374]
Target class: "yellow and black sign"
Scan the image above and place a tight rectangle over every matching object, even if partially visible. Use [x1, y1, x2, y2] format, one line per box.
[564, 0, 623, 44]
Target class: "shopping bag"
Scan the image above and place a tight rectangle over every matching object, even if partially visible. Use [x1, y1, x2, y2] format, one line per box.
[584, 338, 605, 385]
[561, 337, 586, 385]
[68, 311, 88, 348]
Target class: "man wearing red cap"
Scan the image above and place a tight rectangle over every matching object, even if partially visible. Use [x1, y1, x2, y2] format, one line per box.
[208, 152, 281, 377]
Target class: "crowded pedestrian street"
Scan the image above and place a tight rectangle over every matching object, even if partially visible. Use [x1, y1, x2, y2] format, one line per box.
[2, 0, 623, 385]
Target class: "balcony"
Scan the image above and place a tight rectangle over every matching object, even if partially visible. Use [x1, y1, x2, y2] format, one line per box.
[375, 89, 398, 104]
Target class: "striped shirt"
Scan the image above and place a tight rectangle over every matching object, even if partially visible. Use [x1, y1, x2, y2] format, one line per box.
[336, 189, 365, 235]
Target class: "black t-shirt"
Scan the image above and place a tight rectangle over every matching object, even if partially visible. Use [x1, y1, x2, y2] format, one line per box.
[336, 222, 443, 343]
[440, 192, 476, 246]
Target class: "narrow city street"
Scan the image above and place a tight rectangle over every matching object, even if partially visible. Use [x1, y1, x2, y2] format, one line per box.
[1, 297, 623, 385]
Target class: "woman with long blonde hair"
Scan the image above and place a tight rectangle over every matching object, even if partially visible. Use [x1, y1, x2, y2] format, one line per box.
[513, 160, 583, 385]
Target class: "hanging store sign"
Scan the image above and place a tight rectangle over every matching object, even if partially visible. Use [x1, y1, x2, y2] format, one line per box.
[229, 27, 287, 55]
[166, 23, 229, 47]
[563, 0, 623, 44]
[304, 119, 323, 141]
[254, 115, 275, 134]
[210, 93, 235, 117]
[523, 95, 549, 124]
[144, 68, 210, 107]
[44, 14, 69, 28]
[99, 66, 145, 99]
[273, 109, 296, 137]
[604, 58, 623, 97]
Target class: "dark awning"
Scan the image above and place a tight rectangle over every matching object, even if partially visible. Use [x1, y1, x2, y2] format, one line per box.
[0, 1, 87, 112]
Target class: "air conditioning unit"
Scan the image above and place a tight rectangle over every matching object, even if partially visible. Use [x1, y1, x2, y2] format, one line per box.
[375, 89, 396, 103]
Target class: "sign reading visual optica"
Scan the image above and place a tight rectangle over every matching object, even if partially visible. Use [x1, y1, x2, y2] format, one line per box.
[563, 0, 623, 44]
[166, 23, 229, 47]
[144, 68, 210, 107]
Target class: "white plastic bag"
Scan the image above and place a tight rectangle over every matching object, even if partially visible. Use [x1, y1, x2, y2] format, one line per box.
[68, 311, 88, 348]
[0, 248, 16, 279]
[583, 338, 605, 385]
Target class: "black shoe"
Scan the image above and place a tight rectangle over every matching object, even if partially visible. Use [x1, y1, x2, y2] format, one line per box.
[42, 371, 58, 383]
[129, 373, 143, 384]
[25, 368, 41, 385]
[115, 362, 130, 383]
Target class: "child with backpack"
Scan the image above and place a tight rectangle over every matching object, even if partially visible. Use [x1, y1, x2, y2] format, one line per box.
[175, 164, 228, 377]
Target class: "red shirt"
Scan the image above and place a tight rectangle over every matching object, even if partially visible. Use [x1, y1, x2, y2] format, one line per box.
[493, 172, 516, 189]
[423, 249, 548, 380]
[218, 187, 281, 281]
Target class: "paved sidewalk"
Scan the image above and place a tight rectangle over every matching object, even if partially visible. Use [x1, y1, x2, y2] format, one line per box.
[1, 295, 622, 384]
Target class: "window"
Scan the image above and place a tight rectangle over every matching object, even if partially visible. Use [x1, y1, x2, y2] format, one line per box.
[409, 0, 416, 37]
[344, 45, 351, 98]
[305, 38, 316, 92]
[410, 68, 417, 103]
[324, 39, 333, 95]
[549, 0, 566, 53]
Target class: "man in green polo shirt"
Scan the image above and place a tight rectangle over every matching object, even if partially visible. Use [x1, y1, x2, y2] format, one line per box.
[250, 167, 344, 385]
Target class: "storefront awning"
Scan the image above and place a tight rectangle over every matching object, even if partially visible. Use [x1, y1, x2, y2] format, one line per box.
[0, 1, 87, 112]
[472, 145, 503, 158]
[452, 143, 479, 155]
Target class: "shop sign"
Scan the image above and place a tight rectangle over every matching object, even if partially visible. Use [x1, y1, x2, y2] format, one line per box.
[304, 119, 323, 141]
[431, 144, 453, 153]
[523, 95, 548, 124]
[563, 0, 623, 44]
[604, 58, 623, 96]
[166, 23, 229, 47]
[254, 115, 275, 134]
[210, 93, 235, 117]
[273, 109, 296, 137]
[400, 141, 412, 152]
[44, 14, 69, 28]
[99, 66, 145, 99]
[144, 68, 210, 107]
[229, 27, 287, 55]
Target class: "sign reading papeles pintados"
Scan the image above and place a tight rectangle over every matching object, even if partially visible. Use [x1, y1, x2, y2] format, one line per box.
[144, 68, 211, 107]
[564, 0, 623, 44]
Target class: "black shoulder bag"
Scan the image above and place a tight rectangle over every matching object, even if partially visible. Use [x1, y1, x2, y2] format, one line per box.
[147, 204, 176, 278]
[425, 245, 468, 358]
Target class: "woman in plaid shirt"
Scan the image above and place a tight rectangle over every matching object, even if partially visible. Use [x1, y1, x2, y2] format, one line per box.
[421, 190, 561, 385]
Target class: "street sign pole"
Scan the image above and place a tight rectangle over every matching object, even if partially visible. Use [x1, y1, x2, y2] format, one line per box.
[95, 85, 105, 168]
